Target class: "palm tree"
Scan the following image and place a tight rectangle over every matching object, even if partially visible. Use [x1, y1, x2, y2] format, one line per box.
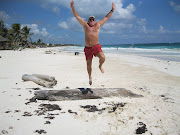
[21, 25, 34, 47]
[9, 23, 21, 45]
[0, 20, 8, 38]
[37, 39, 42, 45]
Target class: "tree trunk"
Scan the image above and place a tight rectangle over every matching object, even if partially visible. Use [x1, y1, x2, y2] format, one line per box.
[30, 88, 143, 102]
[22, 74, 57, 88]
[32, 74, 56, 82]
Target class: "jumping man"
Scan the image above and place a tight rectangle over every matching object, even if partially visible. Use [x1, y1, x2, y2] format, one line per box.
[70, 0, 115, 85]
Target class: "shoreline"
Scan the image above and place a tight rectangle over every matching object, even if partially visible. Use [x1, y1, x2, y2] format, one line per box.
[59, 45, 180, 62]
[58, 46, 180, 77]
[0, 47, 180, 135]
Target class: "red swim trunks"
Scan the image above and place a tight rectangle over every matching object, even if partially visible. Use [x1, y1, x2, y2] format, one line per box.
[84, 44, 102, 60]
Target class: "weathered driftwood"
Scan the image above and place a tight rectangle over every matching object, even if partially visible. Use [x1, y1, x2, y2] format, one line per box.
[32, 74, 56, 82]
[30, 88, 143, 102]
[22, 74, 57, 88]
[45, 50, 52, 54]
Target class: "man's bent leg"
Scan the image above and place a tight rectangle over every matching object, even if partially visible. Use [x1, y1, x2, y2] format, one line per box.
[86, 58, 93, 85]
[96, 52, 105, 73]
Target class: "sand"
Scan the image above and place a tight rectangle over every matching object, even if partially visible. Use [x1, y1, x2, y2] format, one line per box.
[0, 47, 180, 135]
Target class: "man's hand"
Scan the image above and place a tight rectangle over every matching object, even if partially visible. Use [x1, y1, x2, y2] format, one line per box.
[70, 0, 86, 26]
[71, 0, 74, 8]
[112, 2, 115, 11]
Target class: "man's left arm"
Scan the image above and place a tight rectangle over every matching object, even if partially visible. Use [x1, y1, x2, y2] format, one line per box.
[98, 2, 115, 26]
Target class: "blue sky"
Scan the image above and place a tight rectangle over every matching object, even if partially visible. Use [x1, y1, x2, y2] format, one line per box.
[0, 0, 180, 45]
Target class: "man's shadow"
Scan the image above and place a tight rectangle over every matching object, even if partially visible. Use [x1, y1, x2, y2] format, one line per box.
[78, 88, 93, 94]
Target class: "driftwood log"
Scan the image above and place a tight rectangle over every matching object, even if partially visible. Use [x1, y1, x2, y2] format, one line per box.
[32, 74, 56, 82]
[22, 74, 57, 88]
[45, 50, 52, 54]
[30, 88, 143, 102]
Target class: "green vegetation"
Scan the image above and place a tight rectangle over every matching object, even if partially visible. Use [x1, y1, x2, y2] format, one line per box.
[0, 21, 8, 38]
[0, 20, 81, 50]
[0, 20, 47, 50]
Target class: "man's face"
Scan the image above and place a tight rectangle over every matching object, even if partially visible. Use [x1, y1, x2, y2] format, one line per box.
[88, 17, 95, 27]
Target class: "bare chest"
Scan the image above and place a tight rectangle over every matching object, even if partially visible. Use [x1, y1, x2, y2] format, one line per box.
[87, 27, 98, 32]
[84, 25, 99, 33]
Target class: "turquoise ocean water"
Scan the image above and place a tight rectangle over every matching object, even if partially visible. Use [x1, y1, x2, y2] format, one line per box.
[61, 43, 180, 62]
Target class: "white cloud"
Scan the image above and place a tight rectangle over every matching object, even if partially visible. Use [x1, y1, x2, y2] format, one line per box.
[58, 21, 69, 29]
[159, 25, 165, 33]
[101, 21, 133, 33]
[58, 17, 84, 32]
[58, 17, 133, 34]
[100, 30, 116, 34]
[169, 1, 180, 13]
[52, 6, 60, 15]
[113, 2, 136, 20]
[136, 18, 147, 33]
[137, 18, 146, 26]
[41, 28, 48, 36]
[158, 25, 179, 34]
[144, 25, 180, 35]
[141, 26, 147, 33]
[22, 24, 49, 37]
[0, 11, 10, 21]
[43, 0, 137, 34]
[43, 0, 136, 21]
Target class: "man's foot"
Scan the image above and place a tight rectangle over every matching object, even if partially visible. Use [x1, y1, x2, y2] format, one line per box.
[99, 65, 104, 73]
[89, 78, 92, 85]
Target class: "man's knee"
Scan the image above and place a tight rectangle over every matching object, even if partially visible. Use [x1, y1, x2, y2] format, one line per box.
[87, 60, 92, 67]
[97, 52, 105, 61]
[87, 64, 91, 68]
[100, 55, 105, 62]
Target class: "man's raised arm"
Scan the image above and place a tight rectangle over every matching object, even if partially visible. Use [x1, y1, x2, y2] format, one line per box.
[70, 0, 86, 26]
[98, 2, 115, 26]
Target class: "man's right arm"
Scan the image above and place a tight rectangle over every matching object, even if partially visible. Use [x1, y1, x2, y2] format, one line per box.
[71, 0, 86, 26]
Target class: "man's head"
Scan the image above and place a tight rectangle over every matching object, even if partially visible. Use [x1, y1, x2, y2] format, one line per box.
[88, 16, 95, 27]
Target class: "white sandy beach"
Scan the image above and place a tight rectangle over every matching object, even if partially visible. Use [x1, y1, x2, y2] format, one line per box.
[0, 47, 180, 135]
